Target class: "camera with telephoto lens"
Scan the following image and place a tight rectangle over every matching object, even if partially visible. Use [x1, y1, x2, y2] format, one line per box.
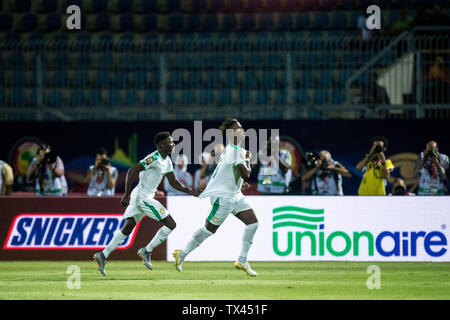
[99, 158, 110, 168]
[374, 145, 383, 154]
[321, 159, 329, 170]
[43, 150, 57, 164]
[427, 149, 436, 158]
[393, 185, 406, 196]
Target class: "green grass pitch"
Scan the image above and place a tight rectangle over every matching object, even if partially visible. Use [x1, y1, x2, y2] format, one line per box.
[0, 261, 449, 300]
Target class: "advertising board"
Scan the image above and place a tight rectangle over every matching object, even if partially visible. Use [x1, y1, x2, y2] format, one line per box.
[167, 196, 450, 261]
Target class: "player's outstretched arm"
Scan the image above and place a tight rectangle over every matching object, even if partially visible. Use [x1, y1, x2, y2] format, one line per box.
[166, 172, 199, 197]
[121, 163, 144, 207]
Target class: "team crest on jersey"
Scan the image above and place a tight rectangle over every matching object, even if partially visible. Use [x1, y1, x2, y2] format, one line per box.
[145, 154, 158, 165]
[159, 208, 166, 214]
[213, 217, 219, 223]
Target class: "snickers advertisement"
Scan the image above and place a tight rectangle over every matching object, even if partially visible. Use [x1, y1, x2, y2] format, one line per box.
[0, 196, 166, 260]
[4, 214, 138, 250]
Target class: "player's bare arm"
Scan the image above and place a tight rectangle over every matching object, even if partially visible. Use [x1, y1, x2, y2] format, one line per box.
[121, 162, 144, 207]
[166, 171, 200, 197]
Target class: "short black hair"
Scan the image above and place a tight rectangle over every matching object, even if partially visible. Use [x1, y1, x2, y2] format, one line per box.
[371, 136, 388, 148]
[96, 147, 108, 156]
[154, 131, 171, 146]
[37, 144, 51, 153]
[219, 118, 239, 132]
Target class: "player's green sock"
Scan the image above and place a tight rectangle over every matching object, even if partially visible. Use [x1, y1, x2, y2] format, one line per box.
[102, 230, 127, 259]
[145, 226, 172, 253]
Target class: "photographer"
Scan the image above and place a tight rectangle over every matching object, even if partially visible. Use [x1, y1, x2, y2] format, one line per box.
[414, 141, 449, 196]
[85, 148, 118, 196]
[389, 178, 414, 196]
[301, 150, 351, 196]
[194, 152, 211, 192]
[199, 144, 225, 181]
[257, 136, 292, 194]
[26, 144, 67, 196]
[357, 136, 394, 195]
[164, 154, 193, 196]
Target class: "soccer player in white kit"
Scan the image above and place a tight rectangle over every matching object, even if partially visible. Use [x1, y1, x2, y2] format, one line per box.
[93, 132, 198, 276]
[173, 118, 259, 276]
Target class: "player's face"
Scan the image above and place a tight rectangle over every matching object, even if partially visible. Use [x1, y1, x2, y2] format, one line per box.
[161, 136, 175, 154]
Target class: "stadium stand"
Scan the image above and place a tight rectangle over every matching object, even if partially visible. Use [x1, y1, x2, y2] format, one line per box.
[0, 0, 449, 120]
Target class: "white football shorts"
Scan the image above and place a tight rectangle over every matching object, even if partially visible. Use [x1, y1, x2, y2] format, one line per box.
[123, 191, 169, 223]
[206, 193, 252, 226]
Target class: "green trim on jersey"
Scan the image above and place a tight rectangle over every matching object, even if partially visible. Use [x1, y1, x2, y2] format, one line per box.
[156, 150, 169, 160]
[207, 198, 220, 222]
[230, 144, 240, 151]
[230, 144, 245, 153]
[143, 200, 162, 221]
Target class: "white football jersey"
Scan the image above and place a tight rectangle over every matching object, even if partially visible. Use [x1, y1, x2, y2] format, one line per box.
[136, 150, 174, 199]
[199, 144, 248, 199]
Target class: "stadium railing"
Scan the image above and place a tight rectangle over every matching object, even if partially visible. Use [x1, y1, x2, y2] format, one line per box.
[344, 26, 450, 120]
[0, 29, 449, 121]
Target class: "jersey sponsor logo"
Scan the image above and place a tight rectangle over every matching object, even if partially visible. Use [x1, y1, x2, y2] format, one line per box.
[3, 214, 139, 250]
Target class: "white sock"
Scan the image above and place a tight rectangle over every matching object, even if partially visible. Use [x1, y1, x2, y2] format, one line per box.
[180, 226, 213, 261]
[102, 230, 127, 259]
[238, 222, 258, 263]
[146, 226, 172, 253]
